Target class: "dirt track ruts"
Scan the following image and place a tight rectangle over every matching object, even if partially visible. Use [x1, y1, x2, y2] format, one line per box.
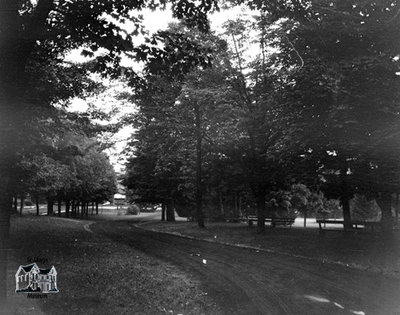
[92, 220, 400, 315]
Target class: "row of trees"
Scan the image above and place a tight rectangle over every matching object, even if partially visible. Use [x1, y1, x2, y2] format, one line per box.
[124, 1, 400, 232]
[13, 132, 117, 217]
[0, 0, 218, 301]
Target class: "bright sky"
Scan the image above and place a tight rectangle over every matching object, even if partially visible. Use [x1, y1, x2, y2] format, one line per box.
[141, 4, 249, 31]
[66, 5, 253, 63]
[67, 5, 256, 173]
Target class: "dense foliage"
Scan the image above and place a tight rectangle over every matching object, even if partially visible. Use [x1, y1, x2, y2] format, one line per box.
[123, 1, 400, 231]
[0, 0, 220, 300]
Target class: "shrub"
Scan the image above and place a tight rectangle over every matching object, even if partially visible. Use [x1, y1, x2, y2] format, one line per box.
[126, 204, 140, 215]
[350, 194, 380, 221]
[24, 200, 34, 206]
[316, 198, 342, 219]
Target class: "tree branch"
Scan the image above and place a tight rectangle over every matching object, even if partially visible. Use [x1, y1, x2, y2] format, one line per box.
[26, 0, 54, 40]
[283, 35, 304, 70]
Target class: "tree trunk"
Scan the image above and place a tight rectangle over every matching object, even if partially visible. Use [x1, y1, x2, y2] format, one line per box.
[303, 210, 307, 227]
[80, 201, 84, 219]
[218, 190, 224, 218]
[238, 195, 242, 217]
[19, 195, 24, 216]
[234, 193, 238, 218]
[47, 198, 53, 215]
[340, 165, 352, 229]
[194, 102, 205, 227]
[82, 202, 85, 217]
[161, 202, 166, 221]
[256, 188, 266, 233]
[0, 191, 12, 302]
[95, 202, 99, 215]
[36, 197, 40, 216]
[66, 200, 70, 218]
[376, 192, 393, 233]
[166, 199, 175, 222]
[13, 196, 17, 213]
[58, 199, 61, 216]
[396, 193, 399, 226]
[195, 102, 205, 228]
[341, 196, 351, 229]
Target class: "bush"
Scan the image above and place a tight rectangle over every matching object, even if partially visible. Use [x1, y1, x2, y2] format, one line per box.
[350, 194, 380, 221]
[24, 200, 34, 206]
[126, 204, 140, 215]
[316, 198, 342, 219]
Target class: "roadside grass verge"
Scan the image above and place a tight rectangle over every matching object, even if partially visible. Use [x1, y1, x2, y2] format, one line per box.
[141, 221, 400, 278]
[4, 215, 221, 315]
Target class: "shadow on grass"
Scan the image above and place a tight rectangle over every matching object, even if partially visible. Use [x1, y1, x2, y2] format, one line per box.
[5, 216, 222, 315]
[143, 221, 400, 278]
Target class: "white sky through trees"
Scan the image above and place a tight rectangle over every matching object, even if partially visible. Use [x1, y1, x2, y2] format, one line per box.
[67, 5, 254, 173]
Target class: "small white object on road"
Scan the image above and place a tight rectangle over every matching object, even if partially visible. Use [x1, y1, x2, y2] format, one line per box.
[334, 302, 344, 309]
[304, 295, 330, 303]
[202, 259, 207, 264]
[83, 223, 93, 233]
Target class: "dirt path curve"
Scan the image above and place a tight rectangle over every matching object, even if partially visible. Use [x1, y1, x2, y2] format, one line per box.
[91, 220, 400, 315]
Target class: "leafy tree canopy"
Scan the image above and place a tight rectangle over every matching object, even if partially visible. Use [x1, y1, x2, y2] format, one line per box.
[0, 0, 219, 99]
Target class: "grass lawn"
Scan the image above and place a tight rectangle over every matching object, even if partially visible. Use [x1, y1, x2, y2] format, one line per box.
[142, 220, 400, 279]
[3, 215, 222, 315]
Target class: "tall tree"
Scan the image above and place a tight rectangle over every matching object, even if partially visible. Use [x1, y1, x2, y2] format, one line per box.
[220, 16, 294, 232]
[124, 23, 228, 226]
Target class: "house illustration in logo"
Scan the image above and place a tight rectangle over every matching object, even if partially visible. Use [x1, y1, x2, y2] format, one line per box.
[15, 263, 58, 293]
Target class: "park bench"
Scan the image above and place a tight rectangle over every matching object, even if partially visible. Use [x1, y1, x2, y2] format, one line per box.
[247, 216, 295, 228]
[316, 219, 380, 234]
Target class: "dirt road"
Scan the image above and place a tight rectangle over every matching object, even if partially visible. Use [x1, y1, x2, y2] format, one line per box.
[91, 219, 400, 315]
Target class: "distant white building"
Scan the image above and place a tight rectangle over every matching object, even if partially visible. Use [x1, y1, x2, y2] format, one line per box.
[15, 263, 58, 293]
[113, 193, 126, 208]
[114, 193, 126, 200]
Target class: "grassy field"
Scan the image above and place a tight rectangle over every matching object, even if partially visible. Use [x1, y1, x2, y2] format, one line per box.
[4, 213, 399, 314]
[142, 220, 400, 279]
[3, 215, 221, 315]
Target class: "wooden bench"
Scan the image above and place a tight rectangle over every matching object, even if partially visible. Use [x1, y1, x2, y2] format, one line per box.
[247, 216, 295, 228]
[316, 219, 380, 234]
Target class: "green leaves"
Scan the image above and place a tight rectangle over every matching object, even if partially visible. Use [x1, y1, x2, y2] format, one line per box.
[18, 153, 70, 197]
[259, 0, 400, 200]
[0, 0, 219, 106]
[134, 29, 214, 80]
